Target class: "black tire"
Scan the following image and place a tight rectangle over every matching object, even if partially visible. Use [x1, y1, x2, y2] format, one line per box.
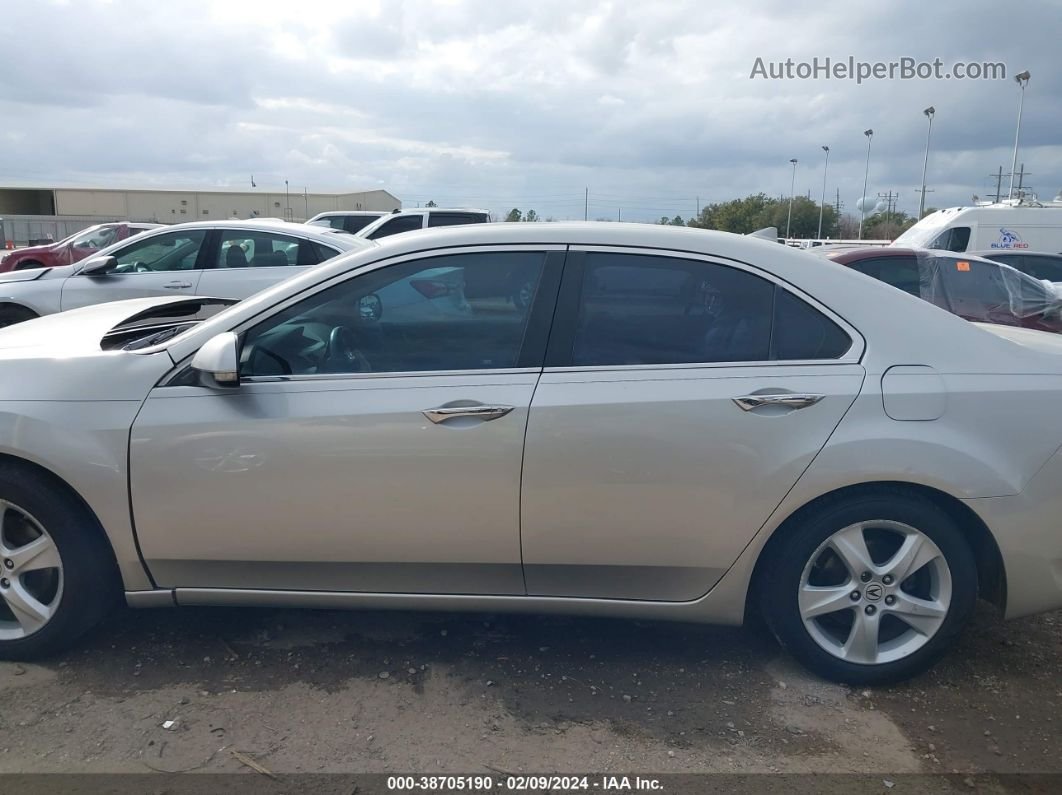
[762, 491, 978, 685]
[0, 464, 120, 660]
[0, 305, 38, 329]
[13, 260, 43, 272]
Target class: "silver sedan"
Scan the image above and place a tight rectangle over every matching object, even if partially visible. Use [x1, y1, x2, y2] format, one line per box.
[1, 222, 1061, 684]
[0, 219, 366, 328]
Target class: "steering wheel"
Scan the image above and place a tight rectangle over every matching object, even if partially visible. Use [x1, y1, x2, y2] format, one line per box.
[134, 261, 152, 273]
[324, 326, 372, 373]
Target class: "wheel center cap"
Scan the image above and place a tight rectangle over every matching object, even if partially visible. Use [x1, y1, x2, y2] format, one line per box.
[864, 583, 884, 602]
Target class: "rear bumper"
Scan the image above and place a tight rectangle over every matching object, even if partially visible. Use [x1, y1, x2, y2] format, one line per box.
[964, 450, 1062, 619]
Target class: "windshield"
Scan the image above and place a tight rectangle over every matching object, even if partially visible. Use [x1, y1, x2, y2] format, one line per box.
[892, 213, 951, 248]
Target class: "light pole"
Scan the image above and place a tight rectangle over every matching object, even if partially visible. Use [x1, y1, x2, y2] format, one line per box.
[285, 179, 290, 221]
[785, 158, 798, 240]
[858, 129, 873, 240]
[918, 106, 935, 218]
[817, 146, 830, 239]
[1008, 71, 1031, 200]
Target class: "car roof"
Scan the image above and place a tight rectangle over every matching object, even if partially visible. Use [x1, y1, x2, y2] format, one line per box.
[132, 219, 367, 248]
[308, 211, 387, 219]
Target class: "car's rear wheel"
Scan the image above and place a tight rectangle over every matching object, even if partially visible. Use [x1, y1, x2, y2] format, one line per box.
[13, 261, 43, 271]
[763, 492, 977, 685]
[0, 305, 38, 329]
[0, 467, 118, 660]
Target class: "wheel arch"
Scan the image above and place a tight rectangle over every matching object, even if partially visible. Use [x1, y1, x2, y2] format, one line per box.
[747, 481, 1006, 620]
[0, 301, 39, 317]
[0, 452, 121, 576]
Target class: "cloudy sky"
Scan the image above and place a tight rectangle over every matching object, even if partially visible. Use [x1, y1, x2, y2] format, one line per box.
[1, 0, 1060, 221]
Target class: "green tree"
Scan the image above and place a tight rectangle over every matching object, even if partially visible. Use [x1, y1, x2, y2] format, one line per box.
[658, 216, 671, 225]
[862, 210, 916, 240]
[425, 200, 437, 207]
[505, 208, 522, 222]
[524, 209, 539, 222]
[670, 215, 686, 226]
[689, 193, 837, 238]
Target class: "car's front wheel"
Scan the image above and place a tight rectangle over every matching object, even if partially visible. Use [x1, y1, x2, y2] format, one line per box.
[763, 492, 978, 685]
[0, 466, 118, 659]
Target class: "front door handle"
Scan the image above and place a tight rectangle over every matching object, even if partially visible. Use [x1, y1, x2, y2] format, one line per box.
[733, 393, 825, 411]
[164, 281, 193, 290]
[423, 405, 514, 424]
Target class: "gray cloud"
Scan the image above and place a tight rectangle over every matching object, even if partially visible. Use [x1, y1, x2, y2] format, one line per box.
[1, 0, 1060, 221]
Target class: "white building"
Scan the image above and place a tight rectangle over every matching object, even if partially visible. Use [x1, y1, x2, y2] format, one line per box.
[0, 186, 401, 244]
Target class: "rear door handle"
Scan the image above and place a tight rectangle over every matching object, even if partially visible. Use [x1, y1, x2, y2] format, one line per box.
[733, 393, 824, 411]
[164, 281, 193, 290]
[423, 405, 514, 423]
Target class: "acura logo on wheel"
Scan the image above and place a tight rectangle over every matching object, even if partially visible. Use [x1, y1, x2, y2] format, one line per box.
[865, 583, 884, 602]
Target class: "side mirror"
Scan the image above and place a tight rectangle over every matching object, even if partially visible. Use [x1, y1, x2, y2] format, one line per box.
[190, 332, 240, 388]
[359, 293, 383, 322]
[80, 256, 118, 275]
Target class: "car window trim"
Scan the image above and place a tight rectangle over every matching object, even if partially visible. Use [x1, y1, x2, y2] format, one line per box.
[158, 244, 569, 387]
[543, 245, 863, 372]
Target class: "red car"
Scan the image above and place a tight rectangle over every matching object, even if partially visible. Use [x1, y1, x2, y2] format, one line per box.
[825, 246, 1062, 333]
[0, 222, 161, 273]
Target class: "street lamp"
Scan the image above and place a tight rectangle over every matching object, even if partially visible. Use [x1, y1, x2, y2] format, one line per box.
[858, 129, 873, 240]
[786, 158, 798, 240]
[817, 146, 830, 239]
[918, 106, 935, 218]
[1008, 70, 1031, 200]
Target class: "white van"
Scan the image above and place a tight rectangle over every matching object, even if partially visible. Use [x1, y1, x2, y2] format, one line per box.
[892, 199, 1062, 253]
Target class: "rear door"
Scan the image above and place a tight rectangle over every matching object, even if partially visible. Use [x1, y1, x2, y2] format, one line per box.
[519, 248, 865, 601]
[60, 228, 207, 311]
[195, 230, 340, 300]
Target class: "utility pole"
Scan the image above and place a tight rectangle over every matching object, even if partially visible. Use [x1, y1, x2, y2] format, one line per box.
[835, 188, 843, 220]
[877, 191, 899, 238]
[584, 188, 588, 221]
[617, 208, 621, 222]
[1017, 163, 1028, 194]
[303, 187, 308, 221]
[989, 167, 1003, 202]
[696, 195, 700, 216]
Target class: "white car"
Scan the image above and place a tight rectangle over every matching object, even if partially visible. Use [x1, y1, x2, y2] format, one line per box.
[1, 222, 1061, 685]
[355, 208, 492, 240]
[0, 220, 364, 328]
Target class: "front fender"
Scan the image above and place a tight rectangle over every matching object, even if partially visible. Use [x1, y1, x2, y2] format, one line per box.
[0, 403, 153, 590]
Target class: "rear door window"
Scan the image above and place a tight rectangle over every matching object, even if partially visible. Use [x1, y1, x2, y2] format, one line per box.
[1017, 255, 1062, 283]
[848, 257, 922, 296]
[343, 216, 379, 234]
[367, 215, 424, 239]
[427, 212, 488, 228]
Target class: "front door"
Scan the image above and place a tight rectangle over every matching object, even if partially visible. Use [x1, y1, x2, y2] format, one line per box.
[61, 228, 207, 311]
[129, 248, 562, 594]
[520, 249, 865, 601]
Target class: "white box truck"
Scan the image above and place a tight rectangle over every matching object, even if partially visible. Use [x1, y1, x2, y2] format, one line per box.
[892, 198, 1062, 253]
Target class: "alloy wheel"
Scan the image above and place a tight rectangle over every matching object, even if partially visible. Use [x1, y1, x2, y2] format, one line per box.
[0, 499, 64, 641]
[798, 520, 952, 665]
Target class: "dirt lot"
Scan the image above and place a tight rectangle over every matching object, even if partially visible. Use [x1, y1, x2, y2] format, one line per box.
[0, 601, 1059, 790]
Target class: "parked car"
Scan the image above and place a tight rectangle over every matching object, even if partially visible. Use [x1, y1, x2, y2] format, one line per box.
[825, 247, 1062, 332]
[971, 250, 1062, 284]
[306, 211, 387, 235]
[3, 222, 1062, 684]
[0, 222, 162, 273]
[0, 220, 364, 328]
[355, 208, 491, 240]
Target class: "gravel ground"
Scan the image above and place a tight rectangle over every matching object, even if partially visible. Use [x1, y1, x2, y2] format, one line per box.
[0, 601, 1058, 790]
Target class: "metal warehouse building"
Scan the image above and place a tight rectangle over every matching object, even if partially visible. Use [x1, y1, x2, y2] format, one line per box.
[0, 186, 402, 245]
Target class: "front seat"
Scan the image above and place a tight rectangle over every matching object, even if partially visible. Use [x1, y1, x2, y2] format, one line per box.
[226, 245, 249, 268]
